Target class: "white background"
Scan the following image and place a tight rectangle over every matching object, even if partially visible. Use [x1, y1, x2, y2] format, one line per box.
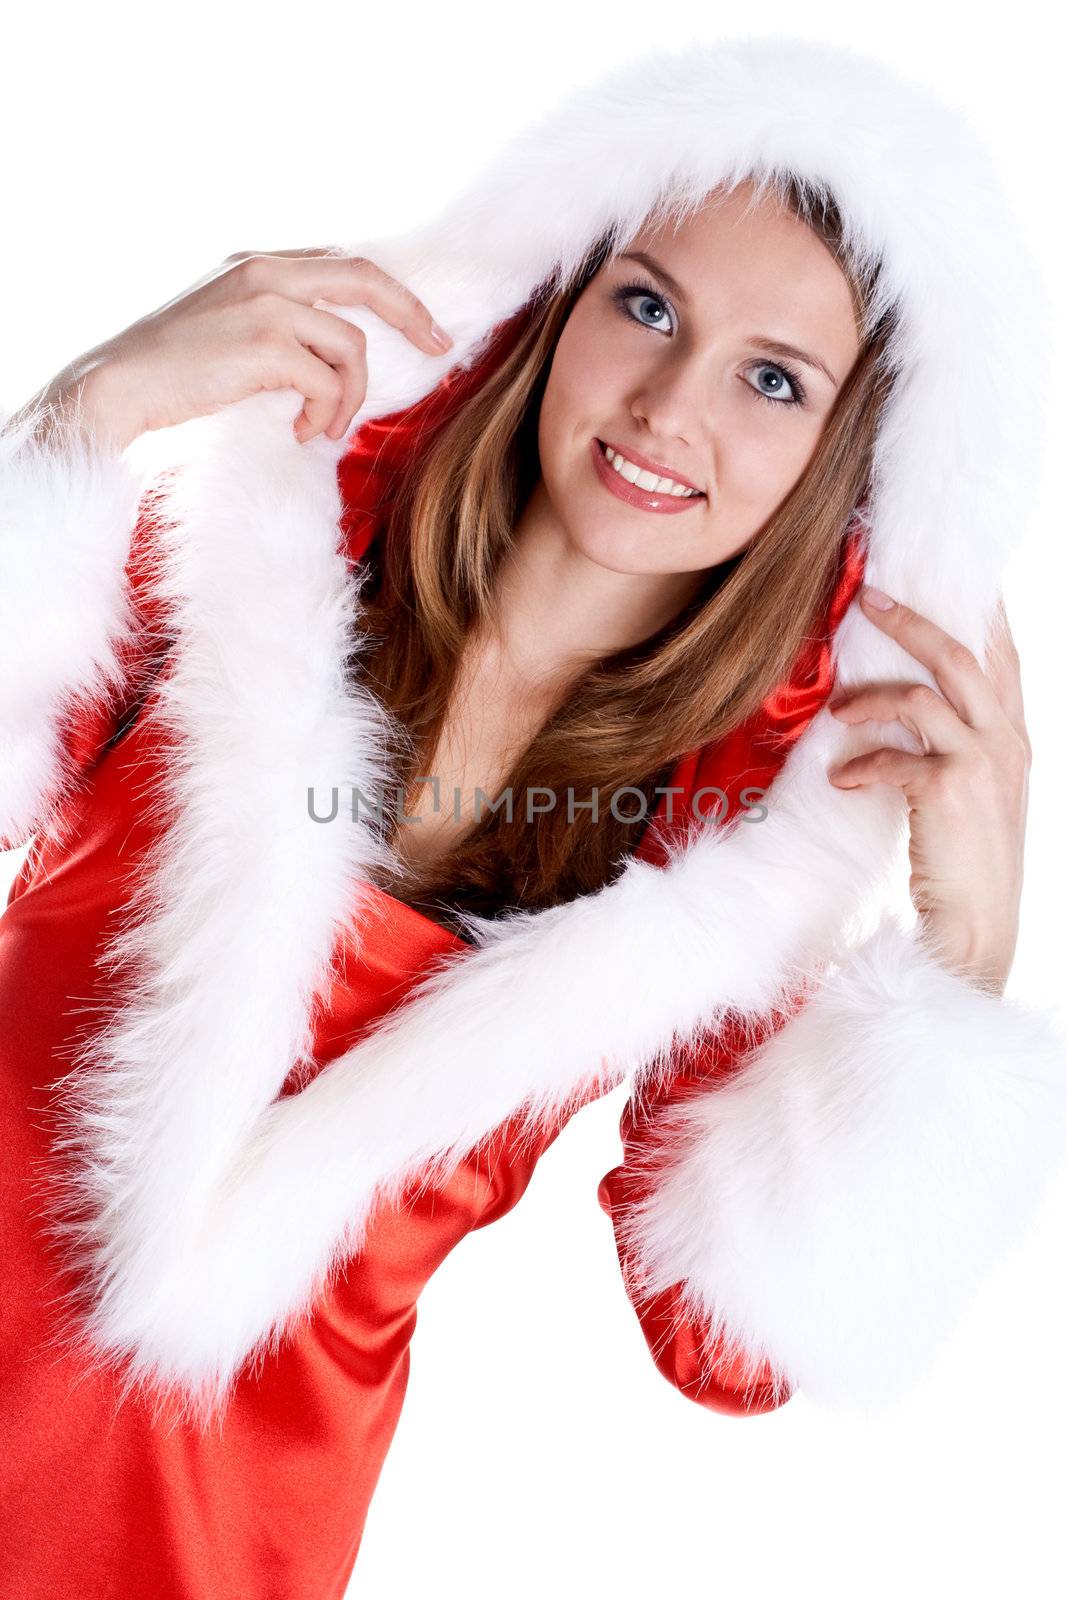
[3, 3, 1065, 1597]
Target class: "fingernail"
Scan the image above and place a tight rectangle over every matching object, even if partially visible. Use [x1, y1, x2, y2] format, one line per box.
[862, 585, 895, 611]
[429, 321, 453, 351]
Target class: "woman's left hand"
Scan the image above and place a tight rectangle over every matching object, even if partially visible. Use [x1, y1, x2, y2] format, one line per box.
[826, 586, 1030, 997]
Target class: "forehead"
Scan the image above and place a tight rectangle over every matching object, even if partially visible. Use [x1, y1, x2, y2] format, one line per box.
[623, 183, 861, 349]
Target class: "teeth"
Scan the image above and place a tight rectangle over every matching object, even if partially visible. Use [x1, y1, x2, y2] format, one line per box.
[603, 444, 701, 497]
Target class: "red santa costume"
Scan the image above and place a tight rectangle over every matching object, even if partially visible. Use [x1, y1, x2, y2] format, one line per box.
[2, 34, 1066, 1600]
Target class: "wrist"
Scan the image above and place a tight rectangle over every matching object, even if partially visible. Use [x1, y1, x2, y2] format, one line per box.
[12, 355, 145, 456]
[68, 358, 146, 453]
[919, 910, 1016, 997]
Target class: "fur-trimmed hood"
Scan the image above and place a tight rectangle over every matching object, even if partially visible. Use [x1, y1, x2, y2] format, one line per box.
[3, 35, 1066, 1425]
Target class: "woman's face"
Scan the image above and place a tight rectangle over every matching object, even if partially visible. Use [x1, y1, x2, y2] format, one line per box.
[535, 180, 862, 579]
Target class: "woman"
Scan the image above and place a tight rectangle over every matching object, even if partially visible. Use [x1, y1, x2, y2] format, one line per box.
[2, 35, 1065, 1600]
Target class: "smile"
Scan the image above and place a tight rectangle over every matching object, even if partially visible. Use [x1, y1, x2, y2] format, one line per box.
[590, 438, 707, 515]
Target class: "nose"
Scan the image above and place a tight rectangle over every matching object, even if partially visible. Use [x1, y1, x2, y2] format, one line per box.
[630, 368, 713, 487]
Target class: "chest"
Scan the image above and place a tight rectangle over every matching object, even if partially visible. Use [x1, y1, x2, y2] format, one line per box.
[394, 643, 562, 874]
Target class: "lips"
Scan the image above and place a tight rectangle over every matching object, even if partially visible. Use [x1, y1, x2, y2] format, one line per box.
[590, 438, 707, 516]
[598, 438, 704, 496]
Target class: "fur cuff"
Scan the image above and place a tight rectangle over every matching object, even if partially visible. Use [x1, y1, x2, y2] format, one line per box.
[0, 397, 145, 847]
[611, 917, 1067, 1410]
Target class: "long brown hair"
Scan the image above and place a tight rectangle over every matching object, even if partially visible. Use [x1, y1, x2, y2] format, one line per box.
[355, 172, 899, 929]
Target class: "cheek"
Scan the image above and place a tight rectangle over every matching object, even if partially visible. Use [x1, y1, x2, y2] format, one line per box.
[540, 313, 616, 448]
[720, 407, 823, 507]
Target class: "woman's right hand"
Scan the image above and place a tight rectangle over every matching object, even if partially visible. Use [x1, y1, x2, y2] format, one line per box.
[13, 249, 455, 453]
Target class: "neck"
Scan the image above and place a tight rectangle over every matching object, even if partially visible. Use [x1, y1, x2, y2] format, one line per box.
[482, 479, 707, 690]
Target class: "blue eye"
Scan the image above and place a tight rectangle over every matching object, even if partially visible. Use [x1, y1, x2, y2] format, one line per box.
[609, 276, 808, 410]
[744, 361, 806, 409]
[611, 279, 676, 335]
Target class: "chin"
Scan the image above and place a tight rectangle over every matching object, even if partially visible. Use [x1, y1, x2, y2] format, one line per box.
[564, 523, 675, 577]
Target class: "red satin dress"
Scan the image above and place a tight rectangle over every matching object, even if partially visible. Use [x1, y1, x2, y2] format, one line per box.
[0, 413, 863, 1598]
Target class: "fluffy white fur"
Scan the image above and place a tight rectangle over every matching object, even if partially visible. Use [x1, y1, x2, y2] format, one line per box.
[3, 36, 1063, 1424]
[0, 396, 146, 848]
[610, 917, 1067, 1411]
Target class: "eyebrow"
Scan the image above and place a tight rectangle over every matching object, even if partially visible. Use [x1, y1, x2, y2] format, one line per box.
[616, 249, 841, 390]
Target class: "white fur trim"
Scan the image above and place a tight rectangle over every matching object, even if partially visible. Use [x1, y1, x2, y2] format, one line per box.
[44, 395, 405, 1424]
[610, 918, 1067, 1410]
[0, 399, 146, 848]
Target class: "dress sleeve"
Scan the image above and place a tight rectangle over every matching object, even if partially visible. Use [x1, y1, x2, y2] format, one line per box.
[0, 399, 173, 853]
[599, 918, 1067, 1413]
[598, 1009, 799, 1417]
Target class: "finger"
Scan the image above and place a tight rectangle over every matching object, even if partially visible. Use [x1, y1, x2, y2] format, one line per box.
[858, 587, 1008, 733]
[827, 744, 934, 794]
[829, 680, 967, 755]
[227, 248, 341, 259]
[224, 248, 349, 269]
[289, 304, 369, 438]
[269, 343, 347, 438]
[233, 253, 453, 357]
[296, 347, 364, 441]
